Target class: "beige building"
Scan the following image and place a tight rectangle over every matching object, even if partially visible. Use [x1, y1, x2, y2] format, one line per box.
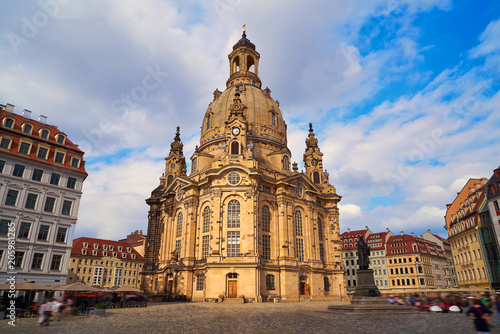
[142, 32, 346, 302]
[67, 237, 144, 289]
[446, 179, 491, 290]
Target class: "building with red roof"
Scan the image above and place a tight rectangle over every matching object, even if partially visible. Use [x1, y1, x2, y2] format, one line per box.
[0, 103, 87, 285]
[420, 229, 459, 288]
[119, 230, 146, 257]
[68, 237, 144, 288]
[340, 227, 372, 292]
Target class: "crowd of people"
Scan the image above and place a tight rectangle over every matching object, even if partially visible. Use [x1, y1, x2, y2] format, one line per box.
[36, 297, 74, 326]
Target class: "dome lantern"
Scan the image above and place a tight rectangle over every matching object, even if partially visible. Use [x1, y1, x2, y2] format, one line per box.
[226, 27, 261, 88]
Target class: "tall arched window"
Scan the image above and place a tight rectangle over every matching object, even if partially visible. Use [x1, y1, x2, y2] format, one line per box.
[228, 200, 240, 228]
[313, 171, 320, 184]
[206, 114, 211, 129]
[247, 55, 255, 72]
[282, 155, 289, 171]
[294, 211, 303, 236]
[203, 206, 211, 233]
[262, 205, 270, 232]
[317, 218, 323, 240]
[176, 212, 183, 237]
[231, 141, 240, 155]
[167, 174, 173, 186]
[191, 157, 198, 173]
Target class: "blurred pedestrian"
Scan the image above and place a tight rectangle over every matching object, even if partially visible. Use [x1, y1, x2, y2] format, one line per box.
[466, 298, 492, 333]
[37, 299, 52, 326]
[495, 296, 500, 323]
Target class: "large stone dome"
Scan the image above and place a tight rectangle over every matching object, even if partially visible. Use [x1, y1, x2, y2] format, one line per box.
[200, 84, 286, 148]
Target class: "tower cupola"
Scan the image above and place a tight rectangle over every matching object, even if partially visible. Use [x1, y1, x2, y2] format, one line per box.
[226, 26, 261, 88]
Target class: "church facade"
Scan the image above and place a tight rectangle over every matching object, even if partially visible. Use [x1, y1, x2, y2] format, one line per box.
[141, 32, 346, 302]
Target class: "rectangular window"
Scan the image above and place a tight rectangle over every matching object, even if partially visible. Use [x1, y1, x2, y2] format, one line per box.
[0, 160, 5, 173]
[319, 243, 325, 262]
[202, 235, 209, 260]
[44, 197, 56, 212]
[262, 234, 271, 260]
[32, 168, 43, 181]
[56, 227, 67, 242]
[175, 239, 182, 258]
[13, 164, 25, 177]
[54, 152, 65, 164]
[296, 238, 304, 261]
[38, 225, 50, 240]
[5, 190, 19, 206]
[50, 254, 62, 270]
[14, 252, 24, 268]
[227, 231, 240, 257]
[31, 253, 44, 269]
[19, 142, 31, 154]
[196, 274, 205, 291]
[0, 138, 11, 149]
[67, 177, 77, 189]
[18, 222, 31, 238]
[50, 173, 60, 185]
[0, 219, 10, 236]
[93, 267, 104, 286]
[61, 200, 72, 215]
[114, 267, 123, 285]
[25, 193, 38, 209]
[37, 147, 48, 159]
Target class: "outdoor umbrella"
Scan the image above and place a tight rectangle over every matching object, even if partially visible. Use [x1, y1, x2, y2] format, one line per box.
[113, 286, 143, 293]
[0, 280, 49, 291]
[56, 282, 101, 292]
[46, 283, 68, 291]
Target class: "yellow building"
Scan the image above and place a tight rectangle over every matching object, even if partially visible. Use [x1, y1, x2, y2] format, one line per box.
[142, 32, 346, 302]
[446, 179, 491, 290]
[67, 237, 144, 289]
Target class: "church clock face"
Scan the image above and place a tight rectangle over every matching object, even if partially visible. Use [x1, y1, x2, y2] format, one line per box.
[171, 163, 176, 170]
[311, 159, 318, 167]
[232, 126, 240, 136]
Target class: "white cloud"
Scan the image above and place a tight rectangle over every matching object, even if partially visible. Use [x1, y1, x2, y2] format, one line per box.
[339, 204, 363, 220]
[469, 18, 500, 58]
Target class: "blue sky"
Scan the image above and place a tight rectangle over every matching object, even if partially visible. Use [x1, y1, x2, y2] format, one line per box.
[0, 0, 499, 239]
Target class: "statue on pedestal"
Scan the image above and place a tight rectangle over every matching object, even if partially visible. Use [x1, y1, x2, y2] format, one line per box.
[357, 235, 370, 270]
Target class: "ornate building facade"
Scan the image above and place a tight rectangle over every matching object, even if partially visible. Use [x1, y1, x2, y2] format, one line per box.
[141, 32, 346, 302]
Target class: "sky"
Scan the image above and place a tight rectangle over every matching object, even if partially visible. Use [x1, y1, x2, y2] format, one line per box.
[1, 0, 499, 240]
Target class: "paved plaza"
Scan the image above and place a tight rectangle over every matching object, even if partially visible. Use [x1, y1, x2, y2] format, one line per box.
[2, 301, 499, 334]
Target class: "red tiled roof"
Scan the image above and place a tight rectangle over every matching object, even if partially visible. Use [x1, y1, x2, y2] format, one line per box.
[340, 229, 370, 250]
[386, 234, 445, 258]
[71, 237, 144, 260]
[365, 231, 389, 250]
[0, 108, 87, 176]
[119, 231, 146, 248]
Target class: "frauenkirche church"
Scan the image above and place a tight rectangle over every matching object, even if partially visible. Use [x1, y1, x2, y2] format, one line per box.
[142, 30, 347, 302]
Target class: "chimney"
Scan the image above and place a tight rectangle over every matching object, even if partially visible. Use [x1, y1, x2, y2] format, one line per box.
[400, 231, 404, 236]
[365, 226, 368, 230]
[5, 103, 14, 113]
[347, 228, 350, 233]
[22, 109, 32, 119]
[411, 232, 415, 237]
[38, 115, 47, 124]
[139, 230, 142, 235]
[427, 229, 431, 232]
[386, 228, 389, 232]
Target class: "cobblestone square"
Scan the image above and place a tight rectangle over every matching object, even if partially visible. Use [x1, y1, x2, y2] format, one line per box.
[2, 301, 499, 334]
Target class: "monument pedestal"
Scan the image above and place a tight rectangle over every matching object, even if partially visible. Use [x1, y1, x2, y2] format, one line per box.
[328, 268, 416, 314]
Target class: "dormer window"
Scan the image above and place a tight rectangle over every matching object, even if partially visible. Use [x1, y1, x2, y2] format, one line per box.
[71, 157, 80, 168]
[22, 123, 33, 135]
[3, 117, 14, 129]
[132, 254, 136, 259]
[118, 246, 122, 252]
[122, 253, 127, 258]
[109, 245, 114, 251]
[0, 136, 12, 150]
[103, 245, 108, 250]
[36, 145, 49, 160]
[56, 133, 66, 145]
[113, 252, 117, 257]
[103, 251, 108, 256]
[82, 249, 87, 255]
[54, 150, 66, 164]
[127, 247, 131, 253]
[83, 242, 88, 248]
[94, 243, 98, 249]
[18, 140, 32, 155]
[39, 129, 50, 139]
[92, 250, 97, 255]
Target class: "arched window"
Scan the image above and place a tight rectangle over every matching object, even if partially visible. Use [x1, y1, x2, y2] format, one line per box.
[271, 112, 276, 126]
[324, 277, 330, 291]
[317, 218, 323, 240]
[313, 171, 320, 184]
[176, 212, 183, 237]
[282, 155, 289, 171]
[266, 274, 275, 290]
[191, 157, 198, 173]
[167, 175, 173, 186]
[294, 211, 303, 236]
[203, 206, 211, 233]
[262, 205, 270, 232]
[228, 200, 240, 228]
[247, 55, 255, 72]
[231, 141, 240, 155]
[232, 56, 240, 74]
[206, 114, 211, 129]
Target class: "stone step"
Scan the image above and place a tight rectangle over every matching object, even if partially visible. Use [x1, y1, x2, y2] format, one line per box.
[223, 297, 245, 304]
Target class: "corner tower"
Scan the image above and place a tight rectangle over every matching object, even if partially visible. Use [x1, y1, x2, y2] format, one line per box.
[142, 30, 346, 303]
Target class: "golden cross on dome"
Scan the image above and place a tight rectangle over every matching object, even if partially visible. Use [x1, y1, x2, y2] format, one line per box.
[243, 24, 246, 34]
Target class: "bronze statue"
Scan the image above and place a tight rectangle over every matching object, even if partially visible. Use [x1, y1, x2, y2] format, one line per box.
[357, 235, 370, 269]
